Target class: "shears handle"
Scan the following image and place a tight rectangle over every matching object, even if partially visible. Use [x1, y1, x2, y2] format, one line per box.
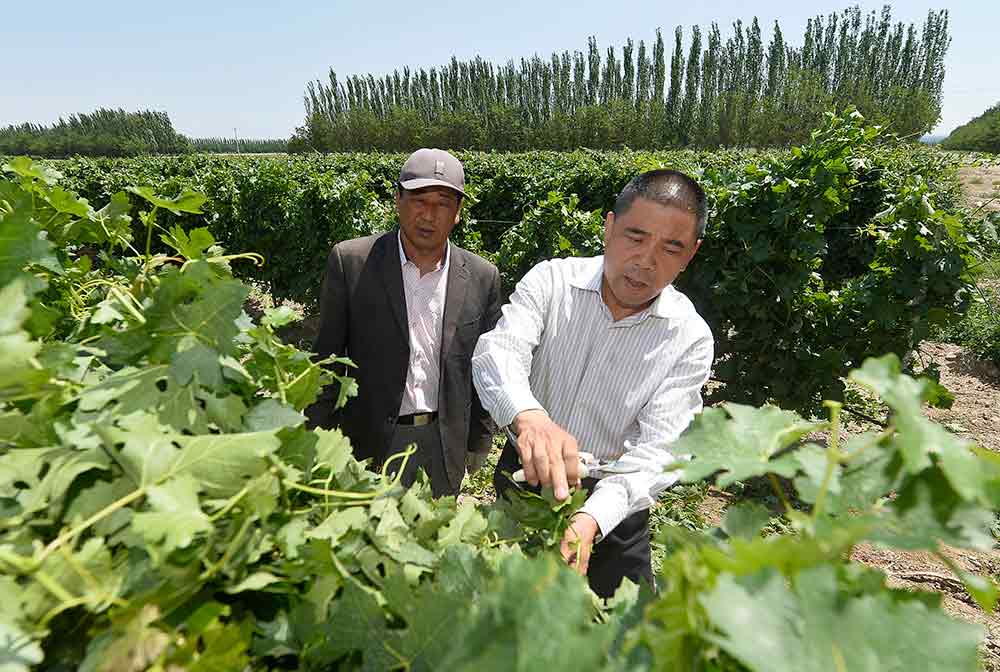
[511, 452, 596, 483]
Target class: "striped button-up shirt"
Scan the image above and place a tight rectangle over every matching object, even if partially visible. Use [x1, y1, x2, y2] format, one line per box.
[471, 255, 714, 538]
[398, 233, 450, 415]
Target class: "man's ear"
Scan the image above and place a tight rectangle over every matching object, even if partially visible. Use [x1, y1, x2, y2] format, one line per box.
[682, 238, 703, 270]
[604, 211, 615, 245]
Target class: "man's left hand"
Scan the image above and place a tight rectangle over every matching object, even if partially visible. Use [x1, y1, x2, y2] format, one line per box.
[560, 512, 599, 575]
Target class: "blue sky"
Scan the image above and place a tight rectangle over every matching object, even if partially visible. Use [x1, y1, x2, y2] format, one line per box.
[1, 0, 996, 139]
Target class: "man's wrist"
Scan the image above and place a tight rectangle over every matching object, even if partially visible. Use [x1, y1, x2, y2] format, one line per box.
[511, 408, 548, 435]
[571, 512, 600, 538]
[579, 487, 629, 543]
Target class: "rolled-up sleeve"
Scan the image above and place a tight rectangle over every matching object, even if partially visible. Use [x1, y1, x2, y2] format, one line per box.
[471, 262, 552, 428]
[578, 331, 714, 539]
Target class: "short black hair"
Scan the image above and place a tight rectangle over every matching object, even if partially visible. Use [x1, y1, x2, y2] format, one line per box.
[613, 169, 707, 239]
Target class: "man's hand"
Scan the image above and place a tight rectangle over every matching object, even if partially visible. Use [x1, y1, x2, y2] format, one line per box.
[560, 513, 599, 575]
[512, 410, 580, 500]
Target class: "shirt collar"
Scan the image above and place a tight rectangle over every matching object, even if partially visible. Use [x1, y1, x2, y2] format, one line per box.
[398, 230, 450, 274]
[568, 255, 682, 320]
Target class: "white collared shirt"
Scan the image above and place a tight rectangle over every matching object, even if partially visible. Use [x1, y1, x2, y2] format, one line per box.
[471, 256, 714, 538]
[398, 232, 450, 415]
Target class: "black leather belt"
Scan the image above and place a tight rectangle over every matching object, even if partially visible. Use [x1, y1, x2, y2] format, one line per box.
[396, 411, 437, 426]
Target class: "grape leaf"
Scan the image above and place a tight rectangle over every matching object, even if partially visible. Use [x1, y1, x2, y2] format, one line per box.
[0, 280, 50, 402]
[874, 467, 995, 551]
[171, 431, 281, 498]
[702, 566, 982, 672]
[133, 474, 212, 552]
[673, 403, 820, 487]
[721, 502, 773, 540]
[161, 225, 216, 260]
[244, 399, 304, 431]
[437, 502, 487, 546]
[2, 156, 62, 184]
[171, 336, 223, 390]
[823, 432, 904, 514]
[850, 354, 994, 504]
[0, 619, 44, 672]
[436, 554, 611, 672]
[0, 211, 58, 287]
[127, 187, 207, 215]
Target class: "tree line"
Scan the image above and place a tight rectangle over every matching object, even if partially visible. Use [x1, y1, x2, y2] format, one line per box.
[941, 102, 1000, 153]
[0, 109, 190, 157]
[189, 137, 290, 154]
[0, 108, 289, 158]
[292, 5, 950, 151]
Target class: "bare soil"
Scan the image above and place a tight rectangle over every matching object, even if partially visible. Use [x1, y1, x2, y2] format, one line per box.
[958, 162, 1000, 214]
[922, 341, 1000, 451]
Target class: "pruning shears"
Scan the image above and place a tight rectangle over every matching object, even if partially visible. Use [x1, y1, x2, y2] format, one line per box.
[511, 451, 641, 482]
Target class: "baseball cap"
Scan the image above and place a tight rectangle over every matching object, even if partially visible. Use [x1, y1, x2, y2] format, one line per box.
[398, 148, 466, 197]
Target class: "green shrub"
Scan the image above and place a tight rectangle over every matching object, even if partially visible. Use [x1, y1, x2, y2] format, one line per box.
[49, 111, 975, 414]
[935, 283, 1000, 363]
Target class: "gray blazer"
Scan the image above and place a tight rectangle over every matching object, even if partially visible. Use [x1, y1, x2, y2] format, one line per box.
[305, 230, 502, 491]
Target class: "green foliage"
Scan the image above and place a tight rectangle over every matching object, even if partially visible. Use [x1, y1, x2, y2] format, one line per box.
[295, 7, 949, 151]
[497, 191, 605, 288]
[3, 162, 1000, 670]
[702, 566, 981, 672]
[0, 158, 588, 671]
[0, 108, 191, 158]
[941, 101, 1000, 154]
[933, 282, 1000, 363]
[617, 353, 1000, 670]
[188, 137, 290, 154]
[49, 111, 975, 415]
[496, 485, 588, 551]
[684, 110, 974, 411]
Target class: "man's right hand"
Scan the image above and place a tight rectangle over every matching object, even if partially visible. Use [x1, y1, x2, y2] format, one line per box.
[511, 410, 580, 500]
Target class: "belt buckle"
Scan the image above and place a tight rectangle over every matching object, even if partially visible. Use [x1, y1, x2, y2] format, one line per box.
[412, 412, 432, 426]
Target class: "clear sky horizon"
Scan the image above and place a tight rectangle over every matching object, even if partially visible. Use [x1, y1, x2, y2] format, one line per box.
[2, 1, 996, 140]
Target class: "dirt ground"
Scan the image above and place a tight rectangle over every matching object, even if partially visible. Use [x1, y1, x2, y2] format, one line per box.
[958, 160, 1000, 214]
[923, 341, 1000, 451]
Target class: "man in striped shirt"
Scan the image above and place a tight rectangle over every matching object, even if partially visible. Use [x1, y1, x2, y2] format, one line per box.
[472, 169, 713, 597]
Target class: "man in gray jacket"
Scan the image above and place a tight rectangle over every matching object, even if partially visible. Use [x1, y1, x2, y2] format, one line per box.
[306, 149, 501, 496]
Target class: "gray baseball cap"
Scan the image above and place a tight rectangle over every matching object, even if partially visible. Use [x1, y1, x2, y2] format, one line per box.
[398, 148, 466, 197]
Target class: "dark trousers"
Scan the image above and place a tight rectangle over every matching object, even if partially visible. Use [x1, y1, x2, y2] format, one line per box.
[386, 420, 454, 497]
[494, 440, 654, 599]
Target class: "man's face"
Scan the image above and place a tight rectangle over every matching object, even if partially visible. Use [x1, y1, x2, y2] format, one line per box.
[395, 186, 462, 257]
[602, 197, 702, 315]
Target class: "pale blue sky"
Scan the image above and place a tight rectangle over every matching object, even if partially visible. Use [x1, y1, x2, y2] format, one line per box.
[1, 1, 995, 139]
